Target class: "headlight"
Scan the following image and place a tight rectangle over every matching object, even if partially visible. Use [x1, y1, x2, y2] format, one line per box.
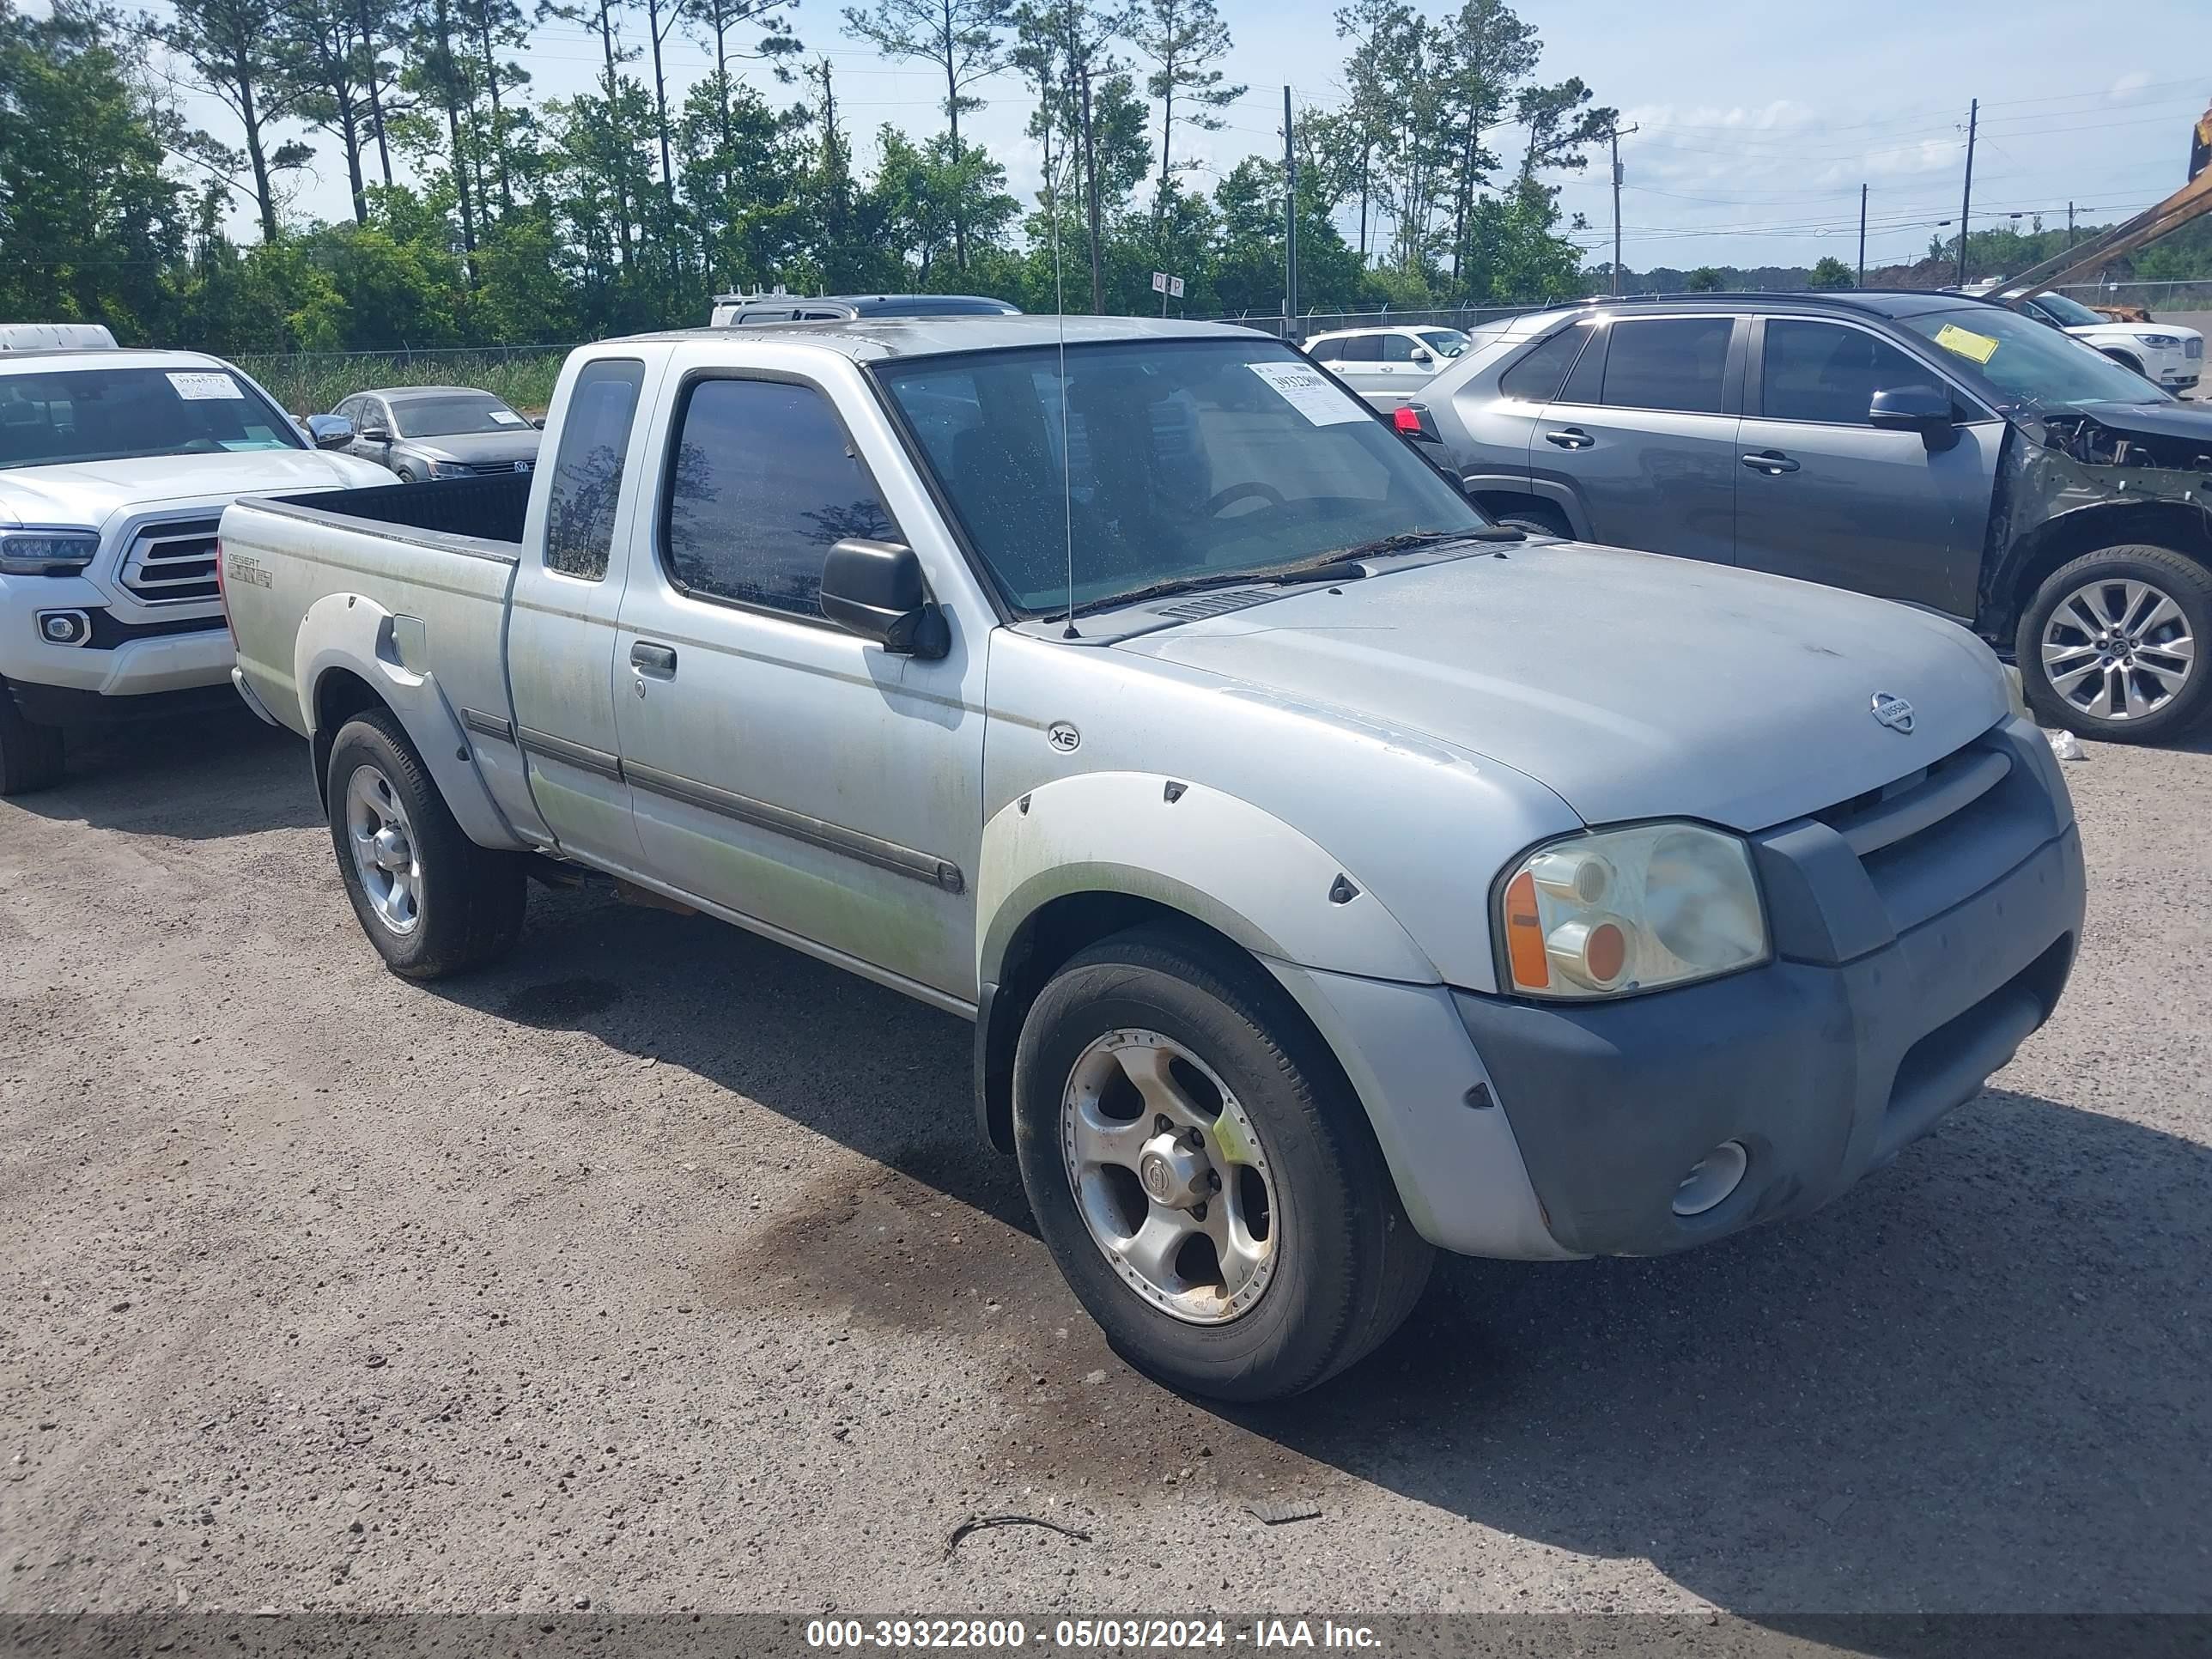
[1497, 822, 1768, 999]
[0, 530, 100, 575]
[2134, 333, 2181, 349]
[426, 460, 471, 479]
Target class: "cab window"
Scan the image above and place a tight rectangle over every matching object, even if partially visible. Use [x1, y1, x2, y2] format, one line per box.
[661, 377, 900, 621]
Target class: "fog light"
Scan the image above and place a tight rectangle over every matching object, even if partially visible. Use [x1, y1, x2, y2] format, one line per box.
[37, 609, 91, 647]
[1672, 1139, 1748, 1217]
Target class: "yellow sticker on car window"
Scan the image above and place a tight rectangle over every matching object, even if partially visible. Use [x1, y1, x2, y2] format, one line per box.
[1933, 323, 2000, 365]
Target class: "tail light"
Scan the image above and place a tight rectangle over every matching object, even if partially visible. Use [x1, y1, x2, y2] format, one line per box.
[1392, 403, 1440, 441]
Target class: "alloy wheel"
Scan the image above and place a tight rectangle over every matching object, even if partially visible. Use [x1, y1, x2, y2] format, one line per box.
[2040, 578, 2196, 722]
[1059, 1028, 1279, 1325]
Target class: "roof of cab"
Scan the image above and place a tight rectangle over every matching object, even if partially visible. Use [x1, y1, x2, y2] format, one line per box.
[0, 346, 233, 374]
[607, 314, 1275, 362]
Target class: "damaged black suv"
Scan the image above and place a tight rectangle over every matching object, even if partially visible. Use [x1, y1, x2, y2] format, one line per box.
[1419, 291, 2212, 742]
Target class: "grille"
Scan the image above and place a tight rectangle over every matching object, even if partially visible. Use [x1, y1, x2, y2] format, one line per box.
[1802, 731, 2045, 939]
[464, 459, 532, 476]
[1152, 588, 1278, 620]
[119, 517, 222, 605]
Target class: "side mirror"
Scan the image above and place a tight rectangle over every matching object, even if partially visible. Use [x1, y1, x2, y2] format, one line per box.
[357, 422, 392, 443]
[1411, 347, 1433, 365]
[1868, 385, 1958, 449]
[820, 538, 948, 659]
[306, 413, 355, 449]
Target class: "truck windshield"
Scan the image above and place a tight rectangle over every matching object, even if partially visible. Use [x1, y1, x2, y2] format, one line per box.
[392, 392, 528, 436]
[0, 365, 304, 470]
[1899, 307, 2172, 413]
[874, 338, 1484, 616]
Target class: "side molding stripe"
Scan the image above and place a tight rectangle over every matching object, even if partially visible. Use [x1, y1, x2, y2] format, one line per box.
[515, 724, 622, 781]
[462, 708, 517, 744]
[622, 758, 964, 893]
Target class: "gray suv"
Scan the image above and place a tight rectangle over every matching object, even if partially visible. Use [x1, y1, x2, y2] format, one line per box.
[1407, 292, 2212, 742]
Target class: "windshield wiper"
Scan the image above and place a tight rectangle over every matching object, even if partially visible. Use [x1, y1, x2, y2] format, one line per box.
[1328, 524, 1523, 561]
[1067, 526, 1519, 618]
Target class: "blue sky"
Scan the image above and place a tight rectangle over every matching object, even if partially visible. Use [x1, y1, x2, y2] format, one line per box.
[65, 0, 2212, 282]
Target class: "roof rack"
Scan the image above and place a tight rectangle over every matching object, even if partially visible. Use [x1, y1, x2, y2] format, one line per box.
[1570, 287, 1998, 314]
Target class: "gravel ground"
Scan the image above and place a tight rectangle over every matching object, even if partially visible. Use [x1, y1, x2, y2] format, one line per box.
[2, 708, 2207, 1621]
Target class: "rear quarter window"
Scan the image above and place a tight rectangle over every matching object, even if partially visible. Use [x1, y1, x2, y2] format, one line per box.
[543, 357, 646, 581]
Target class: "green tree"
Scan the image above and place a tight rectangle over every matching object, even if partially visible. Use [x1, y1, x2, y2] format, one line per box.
[1439, 0, 1535, 288]
[1123, 0, 1242, 243]
[159, 0, 316, 242]
[1807, 255, 1852, 290]
[1684, 264, 1722, 290]
[842, 0, 1012, 269]
[0, 2, 192, 338]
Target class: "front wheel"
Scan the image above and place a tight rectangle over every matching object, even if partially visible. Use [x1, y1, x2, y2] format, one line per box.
[1012, 924, 1433, 1401]
[325, 708, 527, 978]
[2016, 545, 2209, 742]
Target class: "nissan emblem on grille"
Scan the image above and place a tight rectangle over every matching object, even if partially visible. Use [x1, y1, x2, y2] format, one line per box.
[1870, 692, 1915, 733]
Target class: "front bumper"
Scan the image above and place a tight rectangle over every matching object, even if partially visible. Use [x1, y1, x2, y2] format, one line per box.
[1455, 718, 2084, 1257]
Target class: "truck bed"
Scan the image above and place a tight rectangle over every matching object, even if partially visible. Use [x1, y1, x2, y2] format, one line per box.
[265, 471, 532, 546]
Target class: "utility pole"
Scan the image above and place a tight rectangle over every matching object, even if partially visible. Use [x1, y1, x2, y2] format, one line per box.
[1956, 98, 1978, 286]
[1283, 86, 1298, 338]
[1607, 121, 1638, 295]
[2066, 201, 2076, 249]
[1857, 183, 1868, 285]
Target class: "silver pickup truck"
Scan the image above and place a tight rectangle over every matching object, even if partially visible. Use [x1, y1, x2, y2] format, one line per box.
[222, 317, 2086, 1401]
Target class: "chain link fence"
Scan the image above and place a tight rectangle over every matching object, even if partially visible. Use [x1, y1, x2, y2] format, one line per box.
[1199, 304, 1547, 341]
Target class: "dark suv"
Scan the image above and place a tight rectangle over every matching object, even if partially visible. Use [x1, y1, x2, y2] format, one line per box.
[1411, 291, 2212, 742]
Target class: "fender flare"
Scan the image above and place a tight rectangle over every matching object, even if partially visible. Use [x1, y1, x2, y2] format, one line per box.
[975, 770, 1437, 992]
[295, 591, 521, 851]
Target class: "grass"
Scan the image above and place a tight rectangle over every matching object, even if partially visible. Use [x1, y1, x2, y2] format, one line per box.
[231, 348, 575, 416]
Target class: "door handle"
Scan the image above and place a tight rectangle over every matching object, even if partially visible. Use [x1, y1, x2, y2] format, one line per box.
[629, 641, 678, 678]
[1741, 451, 1801, 474]
[1544, 428, 1594, 449]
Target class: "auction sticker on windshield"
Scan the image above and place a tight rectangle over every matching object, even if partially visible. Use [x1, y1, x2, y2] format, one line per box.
[167, 371, 246, 400]
[1931, 324, 2001, 366]
[1248, 361, 1367, 425]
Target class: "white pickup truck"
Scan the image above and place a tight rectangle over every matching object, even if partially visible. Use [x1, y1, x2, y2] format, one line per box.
[222, 318, 2086, 1399]
[0, 343, 386, 792]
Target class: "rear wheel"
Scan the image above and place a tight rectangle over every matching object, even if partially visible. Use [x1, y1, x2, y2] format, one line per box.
[0, 686, 65, 796]
[2016, 544, 2209, 742]
[325, 708, 526, 977]
[1012, 923, 1432, 1401]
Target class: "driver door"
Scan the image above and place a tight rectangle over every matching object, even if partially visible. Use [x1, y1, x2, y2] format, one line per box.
[1733, 317, 1998, 618]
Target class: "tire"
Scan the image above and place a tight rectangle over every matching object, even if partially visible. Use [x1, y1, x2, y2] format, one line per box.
[1489, 501, 1572, 539]
[1012, 923, 1433, 1402]
[394, 465, 420, 484]
[325, 708, 526, 978]
[2015, 544, 2212, 743]
[0, 686, 65, 796]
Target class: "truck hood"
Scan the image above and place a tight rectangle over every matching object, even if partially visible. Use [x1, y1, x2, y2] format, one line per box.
[0, 448, 384, 531]
[1110, 543, 2008, 832]
[399, 430, 542, 467]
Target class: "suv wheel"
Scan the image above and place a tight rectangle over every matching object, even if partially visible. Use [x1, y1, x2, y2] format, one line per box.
[2098, 347, 2146, 377]
[1012, 923, 1433, 1401]
[2016, 545, 2209, 742]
